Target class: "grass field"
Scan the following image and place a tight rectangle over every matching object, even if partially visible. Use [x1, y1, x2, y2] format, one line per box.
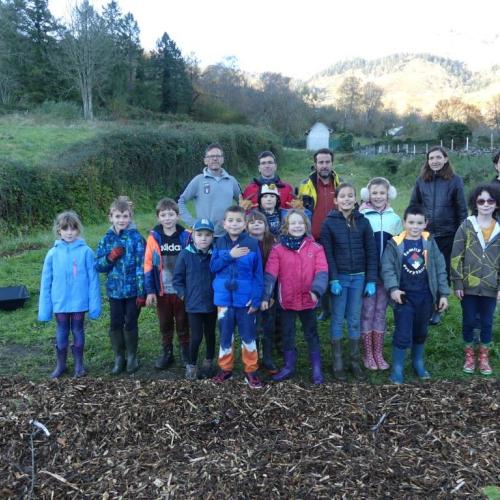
[0, 123, 498, 383]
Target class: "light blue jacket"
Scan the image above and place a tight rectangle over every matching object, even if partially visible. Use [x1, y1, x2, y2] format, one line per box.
[38, 239, 101, 321]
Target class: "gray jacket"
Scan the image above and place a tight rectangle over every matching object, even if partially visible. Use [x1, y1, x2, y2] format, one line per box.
[178, 167, 241, 237]
[381, 231, 450, 304]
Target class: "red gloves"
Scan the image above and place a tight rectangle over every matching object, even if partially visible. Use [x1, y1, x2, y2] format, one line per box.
[107, 246, 125, 262]
[136, 297, 146, 308]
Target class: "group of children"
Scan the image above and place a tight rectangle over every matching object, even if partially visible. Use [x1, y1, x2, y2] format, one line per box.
[38, 157, 499, 387]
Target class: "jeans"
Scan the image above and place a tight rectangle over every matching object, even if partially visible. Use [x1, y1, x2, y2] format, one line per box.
[218, 306, 258, 373]
[461, 295, 496, 344]
[393, 290, 433, 349]
[330, 273, 365, 340]
[55, 312, 85, 350]
[188, 311, 217, 364]
[280, 308, 319, 352]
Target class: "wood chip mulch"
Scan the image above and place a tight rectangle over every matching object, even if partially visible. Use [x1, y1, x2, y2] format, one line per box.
[1, 377, 498, 498]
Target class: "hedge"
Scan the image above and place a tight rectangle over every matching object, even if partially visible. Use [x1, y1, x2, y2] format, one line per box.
[0, 123, 282, 233]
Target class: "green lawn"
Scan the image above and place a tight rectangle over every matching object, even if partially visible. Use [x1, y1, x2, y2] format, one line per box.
[0, 141, 498, 382]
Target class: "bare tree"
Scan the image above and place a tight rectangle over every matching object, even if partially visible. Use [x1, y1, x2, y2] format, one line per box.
[336, 76, 362, 130]
[56, 0, 112, 120]
[486, 94, 500, 130]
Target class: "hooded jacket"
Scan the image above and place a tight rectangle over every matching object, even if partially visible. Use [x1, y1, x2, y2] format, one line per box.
[298, 170, 341, 214]
[38, 238, 101, 321]
[451, 216, 500, 298]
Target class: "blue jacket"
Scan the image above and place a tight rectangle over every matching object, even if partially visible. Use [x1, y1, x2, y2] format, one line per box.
[210, 232, 263, 308]
[95, 225, 145, 299]
[320, 209, 378, 282]
[38, 239, 101, 321]
[173, 243, 216, 313]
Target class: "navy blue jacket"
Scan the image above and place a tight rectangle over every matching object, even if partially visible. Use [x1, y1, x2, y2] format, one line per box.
[173, 243, 216, 313]
[320, 209, 378, 282]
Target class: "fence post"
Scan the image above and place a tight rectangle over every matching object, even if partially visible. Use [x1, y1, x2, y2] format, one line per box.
[425, 144, 428, 153]
[440, 140, 443, 147]
[413, 144, 416, 155]
[451, 138, 454, 151]
[405, 144, 409, 154]
[492, 133, 494, 151]
[466, 137, 469, 151]
[397, 144, 400, 153]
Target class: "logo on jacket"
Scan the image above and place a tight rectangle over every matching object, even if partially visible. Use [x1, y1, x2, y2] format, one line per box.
[203, 182, 211, 195]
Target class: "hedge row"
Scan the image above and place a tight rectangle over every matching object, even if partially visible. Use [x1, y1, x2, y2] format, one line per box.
[0, 123, 282, 233]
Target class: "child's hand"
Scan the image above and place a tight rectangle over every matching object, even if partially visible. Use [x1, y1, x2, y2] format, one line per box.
[390, 289, 405, 304]
[438, 296, 448, 312]
[309, 291, 318, 303]
[230, 245, 250, 258]
[455, 289, 464, 300]
[261, 301, 269, 311]
[146, 293, 157, 307]
[246, 299, 257, 314]
[107, 246, 125, 262]
[136, 296, 146, 308]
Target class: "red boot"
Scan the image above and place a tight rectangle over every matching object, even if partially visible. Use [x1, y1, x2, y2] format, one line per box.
[362, 333, 377, 370]
[463, 345, 475, 374]
[372, 331, 389, 370]
[478, 346, 492, 375]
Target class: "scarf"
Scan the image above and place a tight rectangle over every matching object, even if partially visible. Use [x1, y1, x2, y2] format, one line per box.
[281, 234, 305, 251]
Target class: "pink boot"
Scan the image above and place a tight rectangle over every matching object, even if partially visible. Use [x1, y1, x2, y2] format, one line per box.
[362, 333, 377, 370]
[372, 331, 389, 370]
[463, 346, 475, 374]
[478, 346, 492, 375]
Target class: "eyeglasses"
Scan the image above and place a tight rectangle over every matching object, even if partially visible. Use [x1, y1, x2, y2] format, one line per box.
[205, 155, 223, 160]
[259, 161, 275, 166]
[476, 198, 496, 206]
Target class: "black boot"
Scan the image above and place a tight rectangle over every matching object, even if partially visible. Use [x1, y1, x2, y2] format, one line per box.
[72, 345, 86, 378]
[155, 345, 174, 370]
[331, 340, 346, 381]
[180, 343, 190, 366]
[349, 338, 366, 381]
[109, 329, 126, 375]
[317, 294, 331, 321]
[124, 329, 139, 374]
[51, 347, 68, 379]
[261, 336, 278, 374]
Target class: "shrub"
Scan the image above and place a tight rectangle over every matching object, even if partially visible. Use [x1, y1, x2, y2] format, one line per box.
[337, 133, 354, 152]
[34, 101, 83, 121]
[384, 158, 401, 174]
[0, 123, 282, 232]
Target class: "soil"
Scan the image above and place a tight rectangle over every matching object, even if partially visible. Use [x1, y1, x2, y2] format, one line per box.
[1, 377, 498, 498]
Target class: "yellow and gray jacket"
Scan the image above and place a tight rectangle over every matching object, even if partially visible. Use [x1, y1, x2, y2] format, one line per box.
[298, 171, 340, 214]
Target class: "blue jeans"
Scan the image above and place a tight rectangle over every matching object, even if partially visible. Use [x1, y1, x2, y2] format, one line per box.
[330, 274, 365, 340]
[461, 295, 496, 344]
[393, 290, 433, 349]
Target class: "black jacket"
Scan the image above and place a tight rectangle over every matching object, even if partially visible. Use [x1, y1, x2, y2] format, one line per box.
[410, 174, 468, 238]
[173, 244, 216, 314]
[319, 209, 378, 282]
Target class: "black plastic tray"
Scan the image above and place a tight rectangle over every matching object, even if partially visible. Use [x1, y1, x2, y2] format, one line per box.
[0, 285, 30, 311]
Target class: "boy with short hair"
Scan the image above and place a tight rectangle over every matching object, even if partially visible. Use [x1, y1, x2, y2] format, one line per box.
[381, 205, 449, 384]
[210, 205, 264, 389]
[144, 198, 191, 369]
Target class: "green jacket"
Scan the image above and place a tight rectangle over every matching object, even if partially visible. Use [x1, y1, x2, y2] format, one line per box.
[451, 216, 500, 298]
[381, 230, 450, 305]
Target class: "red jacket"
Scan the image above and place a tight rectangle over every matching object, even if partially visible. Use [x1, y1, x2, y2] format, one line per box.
[242, 177, 295, 209]
[264, 237, 328, 310]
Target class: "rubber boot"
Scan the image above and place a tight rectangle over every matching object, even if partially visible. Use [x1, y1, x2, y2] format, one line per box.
[51, 347, 68, 379]
[261, 336, 278, 375]
[362, 332, 377, 370]
[109, 329, 126, 375]
[198, 358, 215, 379]
[331, 340, 347, 381]
[429, 310, 441, 325]
[478, 345, 493, 375]
[180, 343, 190, 366]
[317, 294, 331, 321]
[411, 343, 430, 380]
[72, 345, 86, 378]
[463, 345, 475, 374]
[349, 338, 366, 381]
[390, 346, 406, 384]
[372, 331, 389, 370]
[272, 350, 297, 382]
[124, 328, 139, 374]
[309, 350, 324, 385]
[155, 345, 174, 370]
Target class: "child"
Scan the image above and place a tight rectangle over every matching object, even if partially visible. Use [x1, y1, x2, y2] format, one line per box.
[95, 196, 145, 375]
[320, 182, 378, 381]
[144, 198, 191, 370]
[173, 218, 217, 380]
[451, 184, 500, 375]
[262, 209, 328, 384]
[39, 211, 101, 378]
[410, 146, 467, 324]
[359, 177, 403, 370]
[381, 205, 449, 384]
[246, 210, 278, 374]
[210, 205, 264, 389]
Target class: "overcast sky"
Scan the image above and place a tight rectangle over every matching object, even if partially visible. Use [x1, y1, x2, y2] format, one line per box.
[49, 0, 500, 79]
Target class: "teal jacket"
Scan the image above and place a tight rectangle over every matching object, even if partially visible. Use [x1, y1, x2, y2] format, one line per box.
[381, 231, 450, 304]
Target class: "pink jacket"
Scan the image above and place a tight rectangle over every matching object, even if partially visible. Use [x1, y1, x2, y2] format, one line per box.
[264, 237, 328, 310]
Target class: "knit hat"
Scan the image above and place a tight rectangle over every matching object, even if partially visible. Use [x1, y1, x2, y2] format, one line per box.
[259, 183, 280, 200]
[192, 218, 215, 232]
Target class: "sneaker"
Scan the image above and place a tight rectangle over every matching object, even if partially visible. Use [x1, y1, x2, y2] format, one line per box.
[212, 370, 233, 384]
[198, 359, 215, 379]
[244, 371, 263, 389]
[185, 364, 197, 380]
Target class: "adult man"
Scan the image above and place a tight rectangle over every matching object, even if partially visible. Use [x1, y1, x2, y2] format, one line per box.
[178, 143, 241, 237]
[299, 148, 340, 320]
[241, 151, 295, 209]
